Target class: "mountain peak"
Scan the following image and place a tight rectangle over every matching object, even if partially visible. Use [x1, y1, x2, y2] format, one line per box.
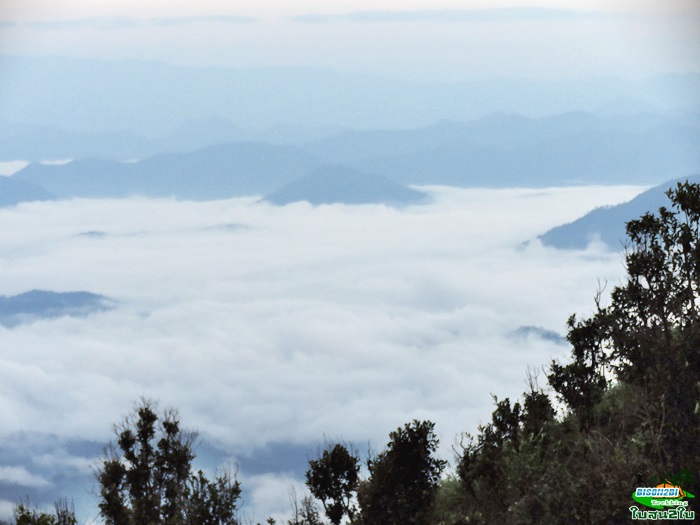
[263, 165, 429, 206]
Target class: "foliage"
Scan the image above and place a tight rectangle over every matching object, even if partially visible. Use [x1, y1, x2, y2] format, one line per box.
[357, 419, 446, 525]
[431, 475, 468, 525]
[96, 398, 241, 525]
[453, 181, 700, 524]
[287, 492, 324, 525]
[9, 500, 76, 525]
[305, 443, 360, 525]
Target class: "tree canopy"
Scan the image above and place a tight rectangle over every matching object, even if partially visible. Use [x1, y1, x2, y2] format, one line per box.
[96, 398, 241, 525]
[357, 420, 446, 525]
[305, 443, 360, 525]
[454, 181, 700, 523]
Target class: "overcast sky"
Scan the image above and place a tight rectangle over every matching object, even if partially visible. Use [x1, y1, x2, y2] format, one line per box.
[1, 0, 699, 80]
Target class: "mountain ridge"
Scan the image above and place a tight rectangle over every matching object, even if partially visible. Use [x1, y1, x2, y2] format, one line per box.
[537, 175, 700, 249]
[262, 166, 429, 206]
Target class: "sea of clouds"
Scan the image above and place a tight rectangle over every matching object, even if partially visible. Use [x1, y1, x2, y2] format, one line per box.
[0, 185, 647, 522]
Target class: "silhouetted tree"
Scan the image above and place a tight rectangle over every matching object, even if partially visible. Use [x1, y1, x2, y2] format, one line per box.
[96, 398, 241, 525]
[287, 490, 323, 525]
[548, 311, 611, 428]
[605, 182, 700, 469]
[358, 420, 446, 525]
[7, 500, 76, 525]
[305, 443, 360, 525]
[457, 397, 524, 524]
[520, 388, 554, 438]
[455, 181, 700, 524]
[550, 181, 700, 463]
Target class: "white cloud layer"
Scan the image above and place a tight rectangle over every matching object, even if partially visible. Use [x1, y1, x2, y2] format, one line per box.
[0, 466, 51, 488]
[0, 185, 647, 520]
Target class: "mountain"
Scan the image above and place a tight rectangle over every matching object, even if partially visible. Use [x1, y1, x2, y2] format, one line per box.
[0, 121, 151, 162]
[0, 290, 113, 327]
[0, 176, 55, 207]
[302, 112, 606, 164]
[13, 142, 323, 199]
[8, 109, 700, 202]
[263, 166, 429, 206]
[303, 112, 700, 188]
[537, 175, 700, 249]
[2, 56, 700, 136]
[11, 158, 132, 198]
[0, 117, 341, 162]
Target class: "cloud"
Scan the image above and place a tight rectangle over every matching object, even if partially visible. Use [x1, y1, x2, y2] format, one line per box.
[149, 16, 258, 27]
[238, 472, 308, 523]
[0, 21, 17, 28]
[0, 501, 14, 519]
[290, 8, 612, 24]
[0, 185, 646, 521]
[27, 16, 139, 30]
[0, 435, 102, 522]
[0, 466, 51, 488]
[27, 15, 257, 30]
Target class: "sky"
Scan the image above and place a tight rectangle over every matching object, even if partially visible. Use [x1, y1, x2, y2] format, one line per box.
[0, 0, 699, 80]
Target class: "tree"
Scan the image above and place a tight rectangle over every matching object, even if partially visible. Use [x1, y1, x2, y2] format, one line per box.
[287, 490, 324, 525]
[358, 420, 446, 525]
[96, 398, 241, 525]
[305, 443, 360, 525]
[520, 388, 554, 438]
[545, 181, 700, 518]
[454, 181, 700, 524]
[548, 181, 700, 464]
[8, 500, 76, 525]
[605, 182, 700, 469]
[457, 397, 532, 525]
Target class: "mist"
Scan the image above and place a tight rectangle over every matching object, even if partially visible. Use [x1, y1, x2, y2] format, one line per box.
[0, 186, 645, 520]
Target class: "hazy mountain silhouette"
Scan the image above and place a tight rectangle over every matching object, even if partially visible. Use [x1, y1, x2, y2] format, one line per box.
[0, 176, 55, 207]
[0, 121, 150, 161]
[304, 112, 700, 187]
[538, 175, 700, 249]
[13, 142, 323, 199]
[0, 117, 341, 162]
[303, 112, 605, 164]
[7, 109, 700, 204]
[2, 56, 699, 136]
[263, 166, 429, 206]
[0, 290, 114, 327]
[12, 158, 132, 197]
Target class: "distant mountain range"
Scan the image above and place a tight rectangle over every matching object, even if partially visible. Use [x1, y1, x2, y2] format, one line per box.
[12, 142, 321, 199]
[2, 56, 699, 137]
[4, 110, 699, 183]
[303, 112, 700, 187]
[263, 166, 429, 206]
[8, 144, 427, 207]
[538, 175, 700, 250]
[0, 290, 113, 327]
[0, 177, 55, 206]
[0, 117, 341, 163]
[4, 110, 699, 207]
